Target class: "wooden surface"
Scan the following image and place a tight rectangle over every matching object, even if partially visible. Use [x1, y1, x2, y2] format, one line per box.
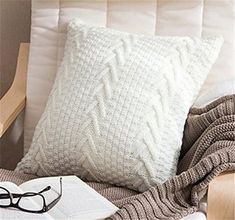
[207, 172, 235, 220]
[0, 43, 29, 137]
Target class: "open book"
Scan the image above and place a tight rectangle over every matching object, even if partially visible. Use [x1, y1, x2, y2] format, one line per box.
[0, 176, 118, 220]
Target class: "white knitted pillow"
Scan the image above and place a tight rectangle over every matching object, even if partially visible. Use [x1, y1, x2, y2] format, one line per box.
[16, 20, 223, 192]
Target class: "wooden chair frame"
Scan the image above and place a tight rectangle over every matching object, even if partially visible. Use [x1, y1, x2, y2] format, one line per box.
[0, 43, 234, 219]
[0, 43, 29, 136]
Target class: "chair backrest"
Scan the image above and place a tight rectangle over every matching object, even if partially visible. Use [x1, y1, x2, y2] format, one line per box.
[24, 0, 235, 153]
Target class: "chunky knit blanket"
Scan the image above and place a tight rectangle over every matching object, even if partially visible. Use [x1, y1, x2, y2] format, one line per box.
[0, 95, 234, 220]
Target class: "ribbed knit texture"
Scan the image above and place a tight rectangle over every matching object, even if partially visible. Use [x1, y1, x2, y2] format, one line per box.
[15, 19, 223, 192]
[1, 95, 234, 219]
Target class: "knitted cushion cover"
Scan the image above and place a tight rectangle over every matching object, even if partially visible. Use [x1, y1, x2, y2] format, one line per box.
[16, 20, 223, 192]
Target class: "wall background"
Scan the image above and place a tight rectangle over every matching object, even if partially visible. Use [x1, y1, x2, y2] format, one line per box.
[0, 0, 31, 169]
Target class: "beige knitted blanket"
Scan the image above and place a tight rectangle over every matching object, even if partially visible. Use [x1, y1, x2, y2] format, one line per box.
[0, 95, 234, 219]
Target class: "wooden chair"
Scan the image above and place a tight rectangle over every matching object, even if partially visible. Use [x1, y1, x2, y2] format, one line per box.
[0, 42, 234, 220]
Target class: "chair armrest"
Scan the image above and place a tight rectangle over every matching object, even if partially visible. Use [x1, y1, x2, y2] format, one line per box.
[0, 43, 29, 137]
[207, 172, 235, 220]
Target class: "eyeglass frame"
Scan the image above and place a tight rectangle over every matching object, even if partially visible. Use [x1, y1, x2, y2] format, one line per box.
[0, 177, 62, 213]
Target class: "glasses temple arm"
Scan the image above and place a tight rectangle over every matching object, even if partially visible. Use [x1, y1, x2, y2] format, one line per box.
[44, 179, 62, 212]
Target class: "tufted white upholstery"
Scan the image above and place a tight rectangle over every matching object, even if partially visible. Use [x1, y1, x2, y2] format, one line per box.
[25, 0, 235, 154]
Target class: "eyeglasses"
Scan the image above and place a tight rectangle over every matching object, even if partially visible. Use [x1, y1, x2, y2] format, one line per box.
[0, 177, 62, 213]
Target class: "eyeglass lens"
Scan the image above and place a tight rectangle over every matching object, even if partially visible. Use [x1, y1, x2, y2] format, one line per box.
[0, 188, 10, 206]
[18, 193, 44, 212]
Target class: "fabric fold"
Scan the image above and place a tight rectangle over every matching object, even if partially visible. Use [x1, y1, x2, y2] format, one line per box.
[107, 95, 235, 219]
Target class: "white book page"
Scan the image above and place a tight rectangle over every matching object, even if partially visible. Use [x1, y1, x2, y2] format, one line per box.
[0, 182, 53, 220]
[20, 176, 119, 220]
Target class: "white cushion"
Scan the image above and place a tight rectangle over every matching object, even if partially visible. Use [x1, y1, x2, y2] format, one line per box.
[16, 20, 223, 192]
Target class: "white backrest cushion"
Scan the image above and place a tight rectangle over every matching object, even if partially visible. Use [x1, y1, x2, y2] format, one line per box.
[25, 0, 235, 153]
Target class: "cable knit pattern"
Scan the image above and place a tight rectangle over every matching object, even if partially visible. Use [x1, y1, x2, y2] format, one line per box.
[16, 19, 223, 192]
